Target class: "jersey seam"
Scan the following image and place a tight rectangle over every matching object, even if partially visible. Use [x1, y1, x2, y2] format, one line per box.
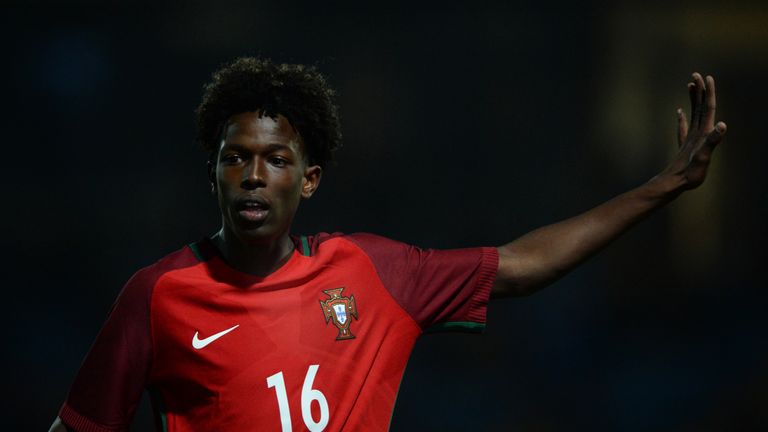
[338, 237, 423, 332]
[147, 257, 207, 390]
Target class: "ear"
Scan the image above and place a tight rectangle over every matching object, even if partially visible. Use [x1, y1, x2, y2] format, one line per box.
[301, 165, 323, 199]
[207, 160, 216, 192]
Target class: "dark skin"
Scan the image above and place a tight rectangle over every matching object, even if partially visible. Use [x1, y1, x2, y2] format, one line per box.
[492, 73, 727, 297]
[49, 72, 726, 432]
[208, 111, 322, 276]
[203, 74, 726, 290]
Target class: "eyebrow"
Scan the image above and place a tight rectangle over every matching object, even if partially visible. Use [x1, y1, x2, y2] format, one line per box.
[220, 142, 297, 154]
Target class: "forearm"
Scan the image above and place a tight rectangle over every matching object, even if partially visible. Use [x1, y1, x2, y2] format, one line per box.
[494, 174, 685, 297]
[492, 73, 725, 298]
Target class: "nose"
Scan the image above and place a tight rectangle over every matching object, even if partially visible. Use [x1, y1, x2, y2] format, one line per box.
[241, 158, 266, 190]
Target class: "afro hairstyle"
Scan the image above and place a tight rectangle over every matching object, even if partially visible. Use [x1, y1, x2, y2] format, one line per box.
[196, 57, 342, 168]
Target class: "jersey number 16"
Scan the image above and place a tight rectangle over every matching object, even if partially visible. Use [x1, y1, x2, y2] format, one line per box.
[267, 365, 329, 432]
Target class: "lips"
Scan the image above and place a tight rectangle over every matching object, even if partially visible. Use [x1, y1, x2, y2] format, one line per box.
[235, 196, 271, 224]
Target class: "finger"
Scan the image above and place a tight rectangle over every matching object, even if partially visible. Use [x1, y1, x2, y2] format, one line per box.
[703, 75, 717, 130]
[690, 122, 726, 174]
[677, 108, 688, 149]
[687, 82, 696, 130]
[691, 72, 705, 130]
[703, 121, 727, 150]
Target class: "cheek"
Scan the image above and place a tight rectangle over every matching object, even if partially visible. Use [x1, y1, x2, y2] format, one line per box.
[217, 170, 240, 191]
[215, 174, 240, 209]
[279, 179, 305, 208]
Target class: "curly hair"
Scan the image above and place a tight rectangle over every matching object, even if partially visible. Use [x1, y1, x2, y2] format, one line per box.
[196, 57, 342, 168]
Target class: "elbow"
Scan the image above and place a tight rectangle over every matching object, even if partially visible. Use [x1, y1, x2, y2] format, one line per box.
[491, 279, 540, 299]
[492, 266, 564, 299]
[493, 249, 562, 298]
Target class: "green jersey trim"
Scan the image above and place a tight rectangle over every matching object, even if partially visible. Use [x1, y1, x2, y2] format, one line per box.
[300, 235, 311, 256]
[188, 242, 205, 262]
[423, 321, 486, 334]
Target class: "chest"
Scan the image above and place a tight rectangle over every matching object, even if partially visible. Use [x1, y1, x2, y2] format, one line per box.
[147, 258, 417, 395]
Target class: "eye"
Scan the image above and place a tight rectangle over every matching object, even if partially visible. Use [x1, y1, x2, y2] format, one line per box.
[269, 156, 289, 167]
[221, 153, 243, 165]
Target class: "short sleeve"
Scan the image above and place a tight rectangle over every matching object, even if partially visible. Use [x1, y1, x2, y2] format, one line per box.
[345, 233, 498, 333]
[58, 268, 156, 432]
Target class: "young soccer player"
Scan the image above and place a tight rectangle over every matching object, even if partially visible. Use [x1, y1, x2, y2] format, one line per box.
[50, 57, 726, 432]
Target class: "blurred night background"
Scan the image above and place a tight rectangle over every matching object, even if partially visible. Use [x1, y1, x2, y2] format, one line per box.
[4, 1, 767, 431]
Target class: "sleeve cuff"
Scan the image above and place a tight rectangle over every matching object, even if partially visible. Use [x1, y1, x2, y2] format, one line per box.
[466, 247, 498, 325]
[59, 403, 125, 432]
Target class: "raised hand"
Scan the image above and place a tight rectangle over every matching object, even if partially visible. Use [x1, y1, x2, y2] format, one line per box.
[493, 73, 729, 298]
[659, 72, 727, 191]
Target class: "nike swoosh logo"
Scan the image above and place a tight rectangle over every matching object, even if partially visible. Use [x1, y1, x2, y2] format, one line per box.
[192, 324, 240, 349]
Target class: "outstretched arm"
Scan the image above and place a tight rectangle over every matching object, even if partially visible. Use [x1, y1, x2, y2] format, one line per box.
[492, 73, 727, 298]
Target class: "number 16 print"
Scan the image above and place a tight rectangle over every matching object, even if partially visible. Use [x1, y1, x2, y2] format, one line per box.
[267, 365, 330, 431]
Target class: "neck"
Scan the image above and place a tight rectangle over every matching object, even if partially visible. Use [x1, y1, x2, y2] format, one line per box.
[211, 227, 295, 276]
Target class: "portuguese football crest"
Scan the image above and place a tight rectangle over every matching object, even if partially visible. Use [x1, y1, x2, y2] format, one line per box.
[320, 287, 358, 340]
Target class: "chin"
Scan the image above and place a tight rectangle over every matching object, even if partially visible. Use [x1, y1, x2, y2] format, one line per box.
[234, 228, 274, 245]
[231, 223, 287, 246]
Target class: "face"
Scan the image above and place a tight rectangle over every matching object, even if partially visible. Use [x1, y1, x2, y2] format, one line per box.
[210, 111, 322, 245]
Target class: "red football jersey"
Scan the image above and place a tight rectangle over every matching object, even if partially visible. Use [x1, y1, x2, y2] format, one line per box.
[59, 233, 498, 432]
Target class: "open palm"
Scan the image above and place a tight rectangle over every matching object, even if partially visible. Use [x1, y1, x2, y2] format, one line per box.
[660, 72, 727, 190]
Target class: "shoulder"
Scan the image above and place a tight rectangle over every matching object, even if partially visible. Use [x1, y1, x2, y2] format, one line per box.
[298, 232, 411, 257]
[118, 243, 202, 302]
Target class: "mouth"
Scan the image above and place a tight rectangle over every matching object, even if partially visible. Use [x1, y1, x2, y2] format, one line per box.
[235, 197, 271, 224]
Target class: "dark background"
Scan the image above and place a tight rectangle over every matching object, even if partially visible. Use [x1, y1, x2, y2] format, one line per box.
[4, 1, 767, 431]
